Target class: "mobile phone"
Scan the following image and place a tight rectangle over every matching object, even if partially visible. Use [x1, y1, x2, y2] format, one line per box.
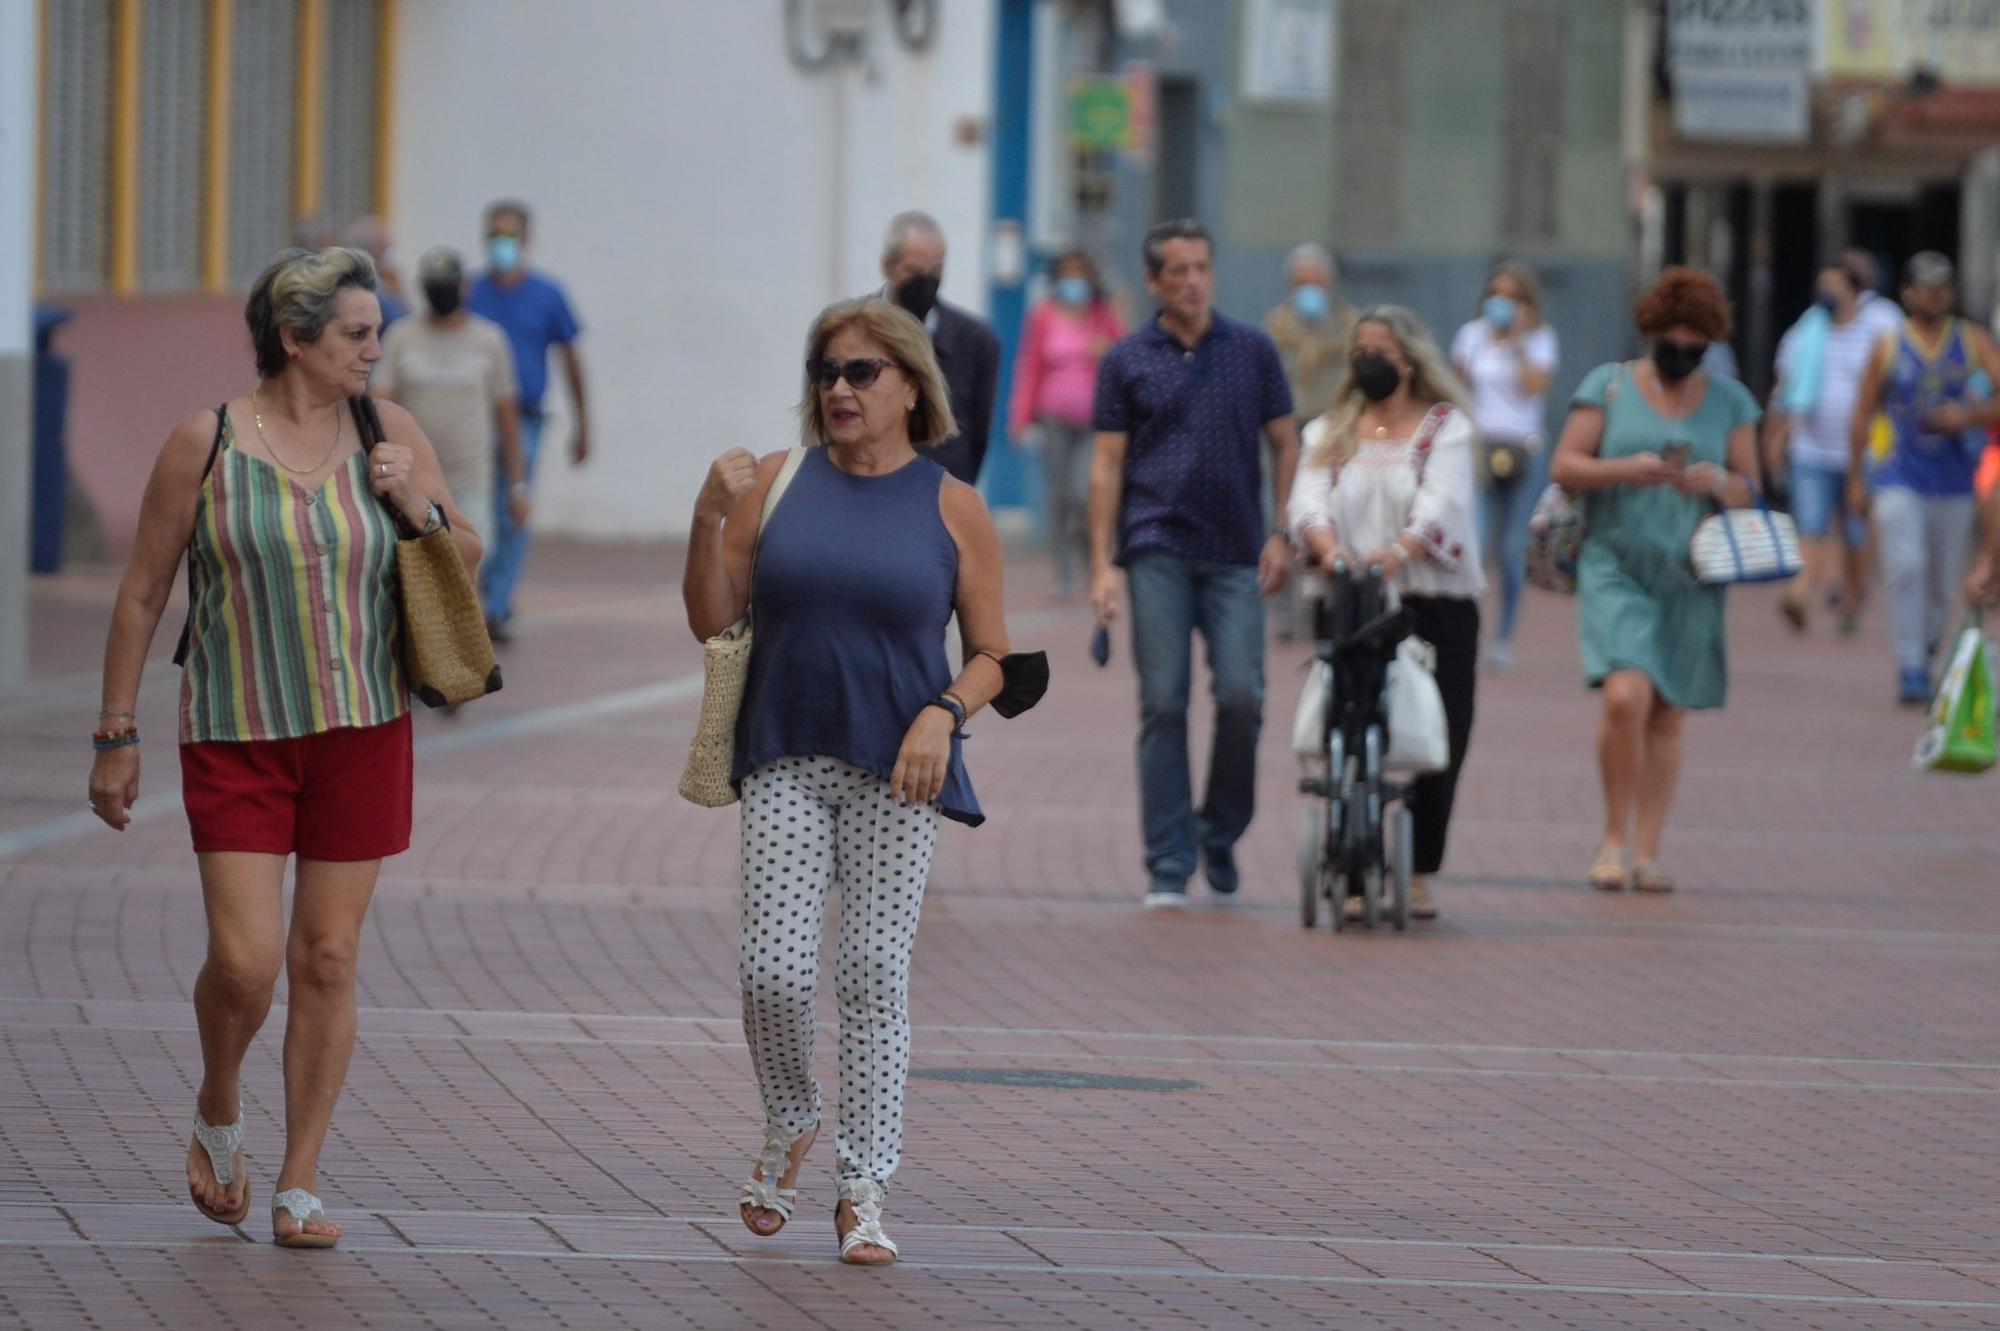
[1662, 442, 1692, 469]
[1090, 622, 1111, 668]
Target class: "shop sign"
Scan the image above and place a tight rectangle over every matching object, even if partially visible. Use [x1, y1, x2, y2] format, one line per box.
[1673, 65, 1813, 140]
[1823, 0, 2000, 87]
[1667, 0, 1815, 71]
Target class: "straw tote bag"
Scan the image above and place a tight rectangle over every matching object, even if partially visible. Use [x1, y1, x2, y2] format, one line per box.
[678, 447, 808, 807]
[351, 395, 502, 708]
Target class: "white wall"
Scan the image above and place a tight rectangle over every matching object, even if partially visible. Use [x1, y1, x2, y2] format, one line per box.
[391, 0, 996, 539]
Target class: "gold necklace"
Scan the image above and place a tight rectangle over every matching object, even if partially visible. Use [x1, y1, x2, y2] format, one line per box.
[251, 389, 342, 475]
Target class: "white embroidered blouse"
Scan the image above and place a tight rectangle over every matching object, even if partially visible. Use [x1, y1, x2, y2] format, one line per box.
[1287, 404, 1486, 601]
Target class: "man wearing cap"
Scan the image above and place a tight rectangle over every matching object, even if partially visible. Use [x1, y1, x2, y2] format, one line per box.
[374, 248, 528, 557]
[1847, 251, 2000, 704]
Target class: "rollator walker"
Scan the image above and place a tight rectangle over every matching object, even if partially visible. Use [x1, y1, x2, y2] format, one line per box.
[1296, 563, 1416, 932]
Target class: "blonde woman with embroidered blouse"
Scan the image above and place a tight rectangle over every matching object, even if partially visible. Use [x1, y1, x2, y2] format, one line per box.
[1288, 307, 1483, 921]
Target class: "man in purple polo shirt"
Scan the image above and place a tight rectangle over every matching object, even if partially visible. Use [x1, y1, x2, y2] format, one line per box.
[1088, 219, 1301, 910]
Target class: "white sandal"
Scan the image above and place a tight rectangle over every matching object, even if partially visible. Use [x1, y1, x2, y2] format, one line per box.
[272, 1188, 339, 1249]
[836, 1179, 899, 1265]
[190, 1113, 250, 1226]
[739, 1123, 814, 1236]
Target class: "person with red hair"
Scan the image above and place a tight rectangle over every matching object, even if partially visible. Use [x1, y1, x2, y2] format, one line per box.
[1551, 268, 1761, 895]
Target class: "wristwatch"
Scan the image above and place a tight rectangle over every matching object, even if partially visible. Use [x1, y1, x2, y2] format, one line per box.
[925, 694, 967, 731]
[401, 501, 444, 538]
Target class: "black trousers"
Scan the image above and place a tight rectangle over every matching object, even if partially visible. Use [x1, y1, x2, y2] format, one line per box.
[1403, 596, 1480, 875]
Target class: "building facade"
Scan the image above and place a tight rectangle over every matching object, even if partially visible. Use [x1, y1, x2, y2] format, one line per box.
[1647, 0, 2000, 399]
[994, 0, 1635, 487]
[33, 0, 997, 550]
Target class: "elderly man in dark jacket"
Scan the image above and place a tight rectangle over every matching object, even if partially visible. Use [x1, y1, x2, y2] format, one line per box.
[879, 211, 1001, 485]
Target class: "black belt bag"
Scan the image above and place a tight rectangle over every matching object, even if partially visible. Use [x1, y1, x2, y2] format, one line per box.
[1482, 436, 1537, 483]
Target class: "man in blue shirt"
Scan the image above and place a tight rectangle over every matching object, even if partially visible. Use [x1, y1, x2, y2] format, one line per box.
[467, 199, 591, 642]
[1089, 219, 1301, 909]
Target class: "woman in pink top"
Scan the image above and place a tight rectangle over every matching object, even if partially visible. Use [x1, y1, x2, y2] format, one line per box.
[1009, 250, 1125, 597]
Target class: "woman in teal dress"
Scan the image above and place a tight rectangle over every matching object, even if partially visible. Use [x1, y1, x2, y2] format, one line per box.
[1551, 268, 1760, 894]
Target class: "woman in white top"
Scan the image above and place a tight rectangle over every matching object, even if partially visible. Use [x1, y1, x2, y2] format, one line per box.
[1289, 306, 1484, 921]
[1451, 261, 1559, 670]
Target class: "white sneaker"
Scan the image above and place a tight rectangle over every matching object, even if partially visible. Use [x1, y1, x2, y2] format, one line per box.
[1142, 889, 1188, 911]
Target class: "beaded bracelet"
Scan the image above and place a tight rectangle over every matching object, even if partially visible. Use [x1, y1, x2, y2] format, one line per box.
[91, 728, 139, 751]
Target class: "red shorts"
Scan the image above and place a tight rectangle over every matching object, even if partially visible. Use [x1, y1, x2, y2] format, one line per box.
[180, 714, 413, 861]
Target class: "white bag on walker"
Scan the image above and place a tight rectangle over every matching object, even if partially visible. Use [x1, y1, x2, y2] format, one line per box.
[1385, 637, 1450, 773]
[1291, 661, 1332, 762]
[1290, 637, 1449, 775]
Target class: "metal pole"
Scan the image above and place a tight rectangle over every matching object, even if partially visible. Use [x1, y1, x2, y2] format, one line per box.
[0, 0, 38, 695]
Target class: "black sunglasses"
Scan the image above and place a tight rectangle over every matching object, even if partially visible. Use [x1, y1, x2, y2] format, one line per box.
[807, 357, 896, 390]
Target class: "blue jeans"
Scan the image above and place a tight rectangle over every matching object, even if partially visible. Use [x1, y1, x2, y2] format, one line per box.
[1788, 460, 1869, 548]
[1478, 468, 1535, 643]
[1126, 550, 1266, 885]
[479, 414, 542, 623]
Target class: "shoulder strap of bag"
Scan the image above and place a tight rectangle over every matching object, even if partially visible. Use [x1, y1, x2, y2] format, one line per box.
[760, 447, 807, 533]
[348, 393, 384, 453]
[348, 394, 451, 534]
[1410, 403, 1451, 487]
[171, 405, 230, 667]
[737, 447, 809, 629]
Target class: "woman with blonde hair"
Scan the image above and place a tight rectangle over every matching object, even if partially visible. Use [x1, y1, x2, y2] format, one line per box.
[1452, 260, 1560, 669]
[1287, 306, 1484, 921]
[684, 298, 1025, 1265]
[86, 247, 476, 1247]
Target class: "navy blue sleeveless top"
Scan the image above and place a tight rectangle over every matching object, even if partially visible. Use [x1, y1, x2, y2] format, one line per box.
[731, 447, 983, 826]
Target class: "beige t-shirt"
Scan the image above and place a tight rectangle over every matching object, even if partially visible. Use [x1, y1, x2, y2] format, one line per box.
[373, 314, 516, 502]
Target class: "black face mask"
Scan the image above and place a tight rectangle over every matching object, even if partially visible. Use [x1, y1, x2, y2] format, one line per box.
[1651, 340, 1707, 383]
[1352, 353, 1403, 403]
[988, 651, 1050, 718]
[424, 279, 462, 317]
[894, 272, 941, 323]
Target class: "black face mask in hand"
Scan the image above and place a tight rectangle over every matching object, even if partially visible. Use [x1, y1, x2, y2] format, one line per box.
[1651, 340, 1707, 384]
[983, 650, 1050, 718]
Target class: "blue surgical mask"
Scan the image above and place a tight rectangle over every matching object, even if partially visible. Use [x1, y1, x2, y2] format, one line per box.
[1814, 292, 1840, 315]
[1292, 283, 1329, 323]
[1054, 277, 1092, 306]
[487, 235, 523, 274]
[1484, 295, 1518, 331]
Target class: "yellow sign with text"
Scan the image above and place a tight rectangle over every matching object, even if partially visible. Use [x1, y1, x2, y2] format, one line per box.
[1823, 0, 2000, 86]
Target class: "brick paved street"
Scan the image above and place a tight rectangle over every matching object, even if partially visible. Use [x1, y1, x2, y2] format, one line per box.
[2, 540, 1997, 1329]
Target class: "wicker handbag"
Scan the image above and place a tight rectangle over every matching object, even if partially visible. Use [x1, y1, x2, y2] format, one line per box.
[351, 396, 502, 708]
[678, 447, 808, 807]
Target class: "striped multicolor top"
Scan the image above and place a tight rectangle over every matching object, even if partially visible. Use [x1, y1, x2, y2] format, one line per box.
[178, 411, 407, 743]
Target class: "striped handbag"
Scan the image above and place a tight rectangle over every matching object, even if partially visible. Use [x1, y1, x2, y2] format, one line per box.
[1690, 496, 1802, 586]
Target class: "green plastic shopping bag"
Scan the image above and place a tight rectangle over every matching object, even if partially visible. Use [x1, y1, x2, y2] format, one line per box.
[1913, 611, 1997, 775]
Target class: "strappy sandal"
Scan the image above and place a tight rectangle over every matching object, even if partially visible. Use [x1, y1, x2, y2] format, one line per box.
[1588, 844, 1629, 891]
[1631, 861, 1676, 893]
[190, 1113, 250, 1226]
[835, 1179, 898, 1266]
[739, 1123, 816, 1237]
[272, 1189, 339, 1249]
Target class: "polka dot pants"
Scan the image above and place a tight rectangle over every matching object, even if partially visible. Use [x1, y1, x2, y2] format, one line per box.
[739, 756, 939, 1194]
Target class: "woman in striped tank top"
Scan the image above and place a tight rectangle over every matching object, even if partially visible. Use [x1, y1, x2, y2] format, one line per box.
[86, 248, 479, 1248]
